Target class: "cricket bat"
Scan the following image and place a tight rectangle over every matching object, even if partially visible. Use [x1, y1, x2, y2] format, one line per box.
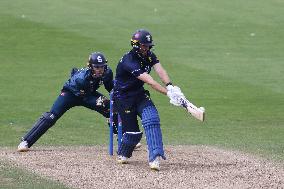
[179, 97, 205, 122]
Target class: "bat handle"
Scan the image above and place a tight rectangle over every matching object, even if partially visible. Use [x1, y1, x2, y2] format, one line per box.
[178, 97, 189, 109]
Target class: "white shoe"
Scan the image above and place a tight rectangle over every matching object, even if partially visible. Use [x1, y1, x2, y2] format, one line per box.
[149, 156, 160, 171]
[117, 156, 128, 164]
[134, 142, 142, 150]
[17, 141, 29, 152]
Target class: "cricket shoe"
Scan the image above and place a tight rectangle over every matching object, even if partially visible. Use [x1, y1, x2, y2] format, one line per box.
[17, 140, 29, 152]
[149, 156, 160, 171]
[117, 156, 128, 164]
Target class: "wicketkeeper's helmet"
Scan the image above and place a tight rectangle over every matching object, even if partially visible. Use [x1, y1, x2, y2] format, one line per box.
[131, 29, 154, 49]
[88, 52, 108, 69]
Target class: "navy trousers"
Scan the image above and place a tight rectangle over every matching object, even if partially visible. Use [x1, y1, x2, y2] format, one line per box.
[114, 90, 155, 133]
[51, 89, 110, 120]
[21, 89, 111, 147]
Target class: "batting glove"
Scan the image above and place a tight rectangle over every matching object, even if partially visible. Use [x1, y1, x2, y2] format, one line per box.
[167, 90, 183, 106]
[167, 85, 183, 95]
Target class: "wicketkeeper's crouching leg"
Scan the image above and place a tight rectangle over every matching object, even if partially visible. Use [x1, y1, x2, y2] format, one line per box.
[142, 106, 166, 170]
[18, 112, 57, 152]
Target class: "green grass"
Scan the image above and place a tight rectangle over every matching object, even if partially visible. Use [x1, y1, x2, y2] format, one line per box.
[0, 0, 283, 187]
[0, 160, 69, 189]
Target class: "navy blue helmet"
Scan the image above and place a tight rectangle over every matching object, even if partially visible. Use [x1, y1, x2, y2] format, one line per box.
[88, 52, 108, 68]
[131, 29, 154, 49]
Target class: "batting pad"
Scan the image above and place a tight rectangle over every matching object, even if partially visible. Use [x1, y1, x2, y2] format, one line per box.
[142, 106, 166, 162]
[117, 132, 143, 158]
[23, 112, 57, 147]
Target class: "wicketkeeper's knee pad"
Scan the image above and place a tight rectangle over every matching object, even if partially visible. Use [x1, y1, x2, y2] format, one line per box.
[117, 132, 142, 158]
[23, 112, 57, 147]
[142, 106, 166, 162]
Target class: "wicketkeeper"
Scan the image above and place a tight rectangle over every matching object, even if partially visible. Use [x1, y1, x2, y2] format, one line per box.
[18, 52, 118, 152]
[113, 29, 185, 171]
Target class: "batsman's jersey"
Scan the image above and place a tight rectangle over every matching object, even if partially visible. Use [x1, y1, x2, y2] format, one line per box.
[63, 67, 113, 96]
[114, 49, 159, 98]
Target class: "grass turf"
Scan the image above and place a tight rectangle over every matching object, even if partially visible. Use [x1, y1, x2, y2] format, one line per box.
[0, 160, 69, 189]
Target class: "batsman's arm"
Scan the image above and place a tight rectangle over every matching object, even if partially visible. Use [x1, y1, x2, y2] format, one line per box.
[137, 73, 167, 95]
[153, 63, 171, 86]
[153, 62, 183, 95]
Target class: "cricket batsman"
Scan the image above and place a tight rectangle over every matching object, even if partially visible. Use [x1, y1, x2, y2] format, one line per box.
[18, 52, 118, 151]
[113, 29, 185, 171]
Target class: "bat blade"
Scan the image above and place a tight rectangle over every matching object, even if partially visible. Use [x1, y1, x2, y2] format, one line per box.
[180, 97, 205, 122]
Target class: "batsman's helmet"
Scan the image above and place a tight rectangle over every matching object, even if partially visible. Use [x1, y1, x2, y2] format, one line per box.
[88, 52, 108, 69]
[131, 29, 154, 49]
